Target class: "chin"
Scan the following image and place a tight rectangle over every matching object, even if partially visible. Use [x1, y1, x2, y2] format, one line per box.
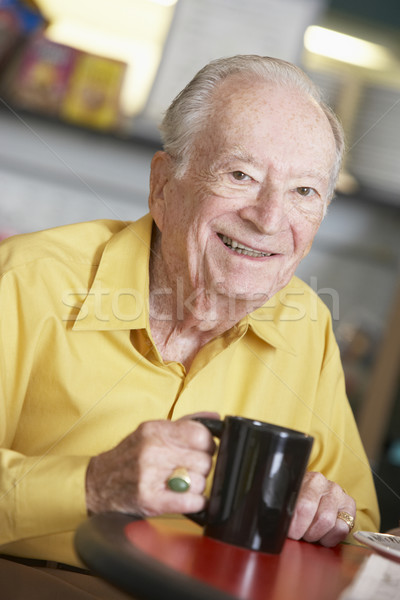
[211, 279, 270, 306]
[206, 262, 292, 307]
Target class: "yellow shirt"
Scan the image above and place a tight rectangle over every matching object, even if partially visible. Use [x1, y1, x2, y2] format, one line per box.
[0, 214, 379, 567]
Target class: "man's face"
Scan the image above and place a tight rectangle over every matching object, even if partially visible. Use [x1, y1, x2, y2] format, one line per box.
[150, 77, 336, 308]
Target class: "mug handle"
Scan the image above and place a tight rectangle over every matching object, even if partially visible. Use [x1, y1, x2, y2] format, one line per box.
[191, 416, 225, 438]
[184, 417, 225, 526]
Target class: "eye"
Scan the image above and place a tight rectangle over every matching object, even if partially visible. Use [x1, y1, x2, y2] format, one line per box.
[232, 171, 251, 181]
[296, 187, 316, 197]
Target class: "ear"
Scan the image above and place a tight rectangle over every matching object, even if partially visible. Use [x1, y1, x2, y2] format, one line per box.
[148, 151, 172, 232]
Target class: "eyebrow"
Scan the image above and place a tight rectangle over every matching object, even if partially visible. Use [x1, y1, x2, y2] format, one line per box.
[212, 148, 332, 185]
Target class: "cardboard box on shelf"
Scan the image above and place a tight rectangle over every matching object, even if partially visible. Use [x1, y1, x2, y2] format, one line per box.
[4, 32, 77, 115]
[61, 52, 126, 132]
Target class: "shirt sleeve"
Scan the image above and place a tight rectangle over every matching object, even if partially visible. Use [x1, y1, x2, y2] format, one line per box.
[0, 258, 90, 545]
[308, 322, 380, 540]
[0, 450, 90, 544]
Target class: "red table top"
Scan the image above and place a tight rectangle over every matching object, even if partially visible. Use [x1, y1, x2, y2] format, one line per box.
[123, 517, 370, 600]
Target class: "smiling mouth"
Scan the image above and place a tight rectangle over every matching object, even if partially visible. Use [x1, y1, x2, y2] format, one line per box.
[218, 234, 274, 258]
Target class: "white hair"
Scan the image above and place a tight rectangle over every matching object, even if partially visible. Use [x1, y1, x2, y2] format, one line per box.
[159, 55, 345, 199]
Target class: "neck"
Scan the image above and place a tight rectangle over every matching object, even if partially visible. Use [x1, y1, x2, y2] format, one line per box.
[148, 227, 253, 368]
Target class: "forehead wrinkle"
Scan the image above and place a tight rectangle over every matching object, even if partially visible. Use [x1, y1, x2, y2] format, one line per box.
[209, 147, 265, 171]
[292, 169, 331, 185]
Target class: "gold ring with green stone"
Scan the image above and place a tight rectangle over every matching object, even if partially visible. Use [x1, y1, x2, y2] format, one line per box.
[167, 467, 191, 492]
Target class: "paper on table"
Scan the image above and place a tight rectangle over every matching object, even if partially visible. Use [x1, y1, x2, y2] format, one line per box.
[339, 554, 400, 600]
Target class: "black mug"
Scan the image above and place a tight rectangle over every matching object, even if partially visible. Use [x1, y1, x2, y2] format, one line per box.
[188, 416, 313, 554]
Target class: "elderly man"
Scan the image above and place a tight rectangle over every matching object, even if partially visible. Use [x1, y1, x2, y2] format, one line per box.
[0, 55, 379, 597]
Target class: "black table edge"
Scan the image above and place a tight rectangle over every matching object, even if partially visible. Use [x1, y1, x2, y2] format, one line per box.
[75, 513, 238, 600]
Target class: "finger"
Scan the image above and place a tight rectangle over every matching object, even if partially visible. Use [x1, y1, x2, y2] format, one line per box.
[161, 467, 210, 514]
[159, 490, 208, 516]
[318, 516, 354, 548]
[164, 469, 207, 496]
[162, 447, 214, 477]
[301, 489, 347, 543]
[136, 485, 208, 518]
[137, 419, 216, 454]
[138, 465, 208, 516]
[139, 443, 213, 493]
[288, 471, 328, 540]
[169, 419, 217, 454]
[318, 502, 357, 547]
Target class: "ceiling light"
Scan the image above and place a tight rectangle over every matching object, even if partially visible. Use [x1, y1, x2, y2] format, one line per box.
[304, 26, 395, 70]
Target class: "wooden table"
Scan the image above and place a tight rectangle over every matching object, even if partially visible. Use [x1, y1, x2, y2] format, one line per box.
[75, 514, 371, 600]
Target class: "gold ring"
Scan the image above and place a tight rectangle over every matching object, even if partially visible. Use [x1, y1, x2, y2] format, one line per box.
[167, 467, 191, 493]
[337, 511, 355, 531]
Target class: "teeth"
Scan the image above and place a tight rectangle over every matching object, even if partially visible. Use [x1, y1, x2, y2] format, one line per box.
[220, 235, 272, 257]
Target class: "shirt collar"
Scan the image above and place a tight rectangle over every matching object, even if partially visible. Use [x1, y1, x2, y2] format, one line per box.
[73, 214, 153, 331]
[245, 293, 297, 355]
[73, 213, 296, 354]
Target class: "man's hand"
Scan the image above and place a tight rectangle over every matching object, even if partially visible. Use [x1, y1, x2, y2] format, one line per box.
[288, 471, 356, 547]
[85, 412, 218, 517]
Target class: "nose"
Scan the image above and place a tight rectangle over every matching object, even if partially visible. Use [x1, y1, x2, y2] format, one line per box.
[238, 186, 288, 235]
